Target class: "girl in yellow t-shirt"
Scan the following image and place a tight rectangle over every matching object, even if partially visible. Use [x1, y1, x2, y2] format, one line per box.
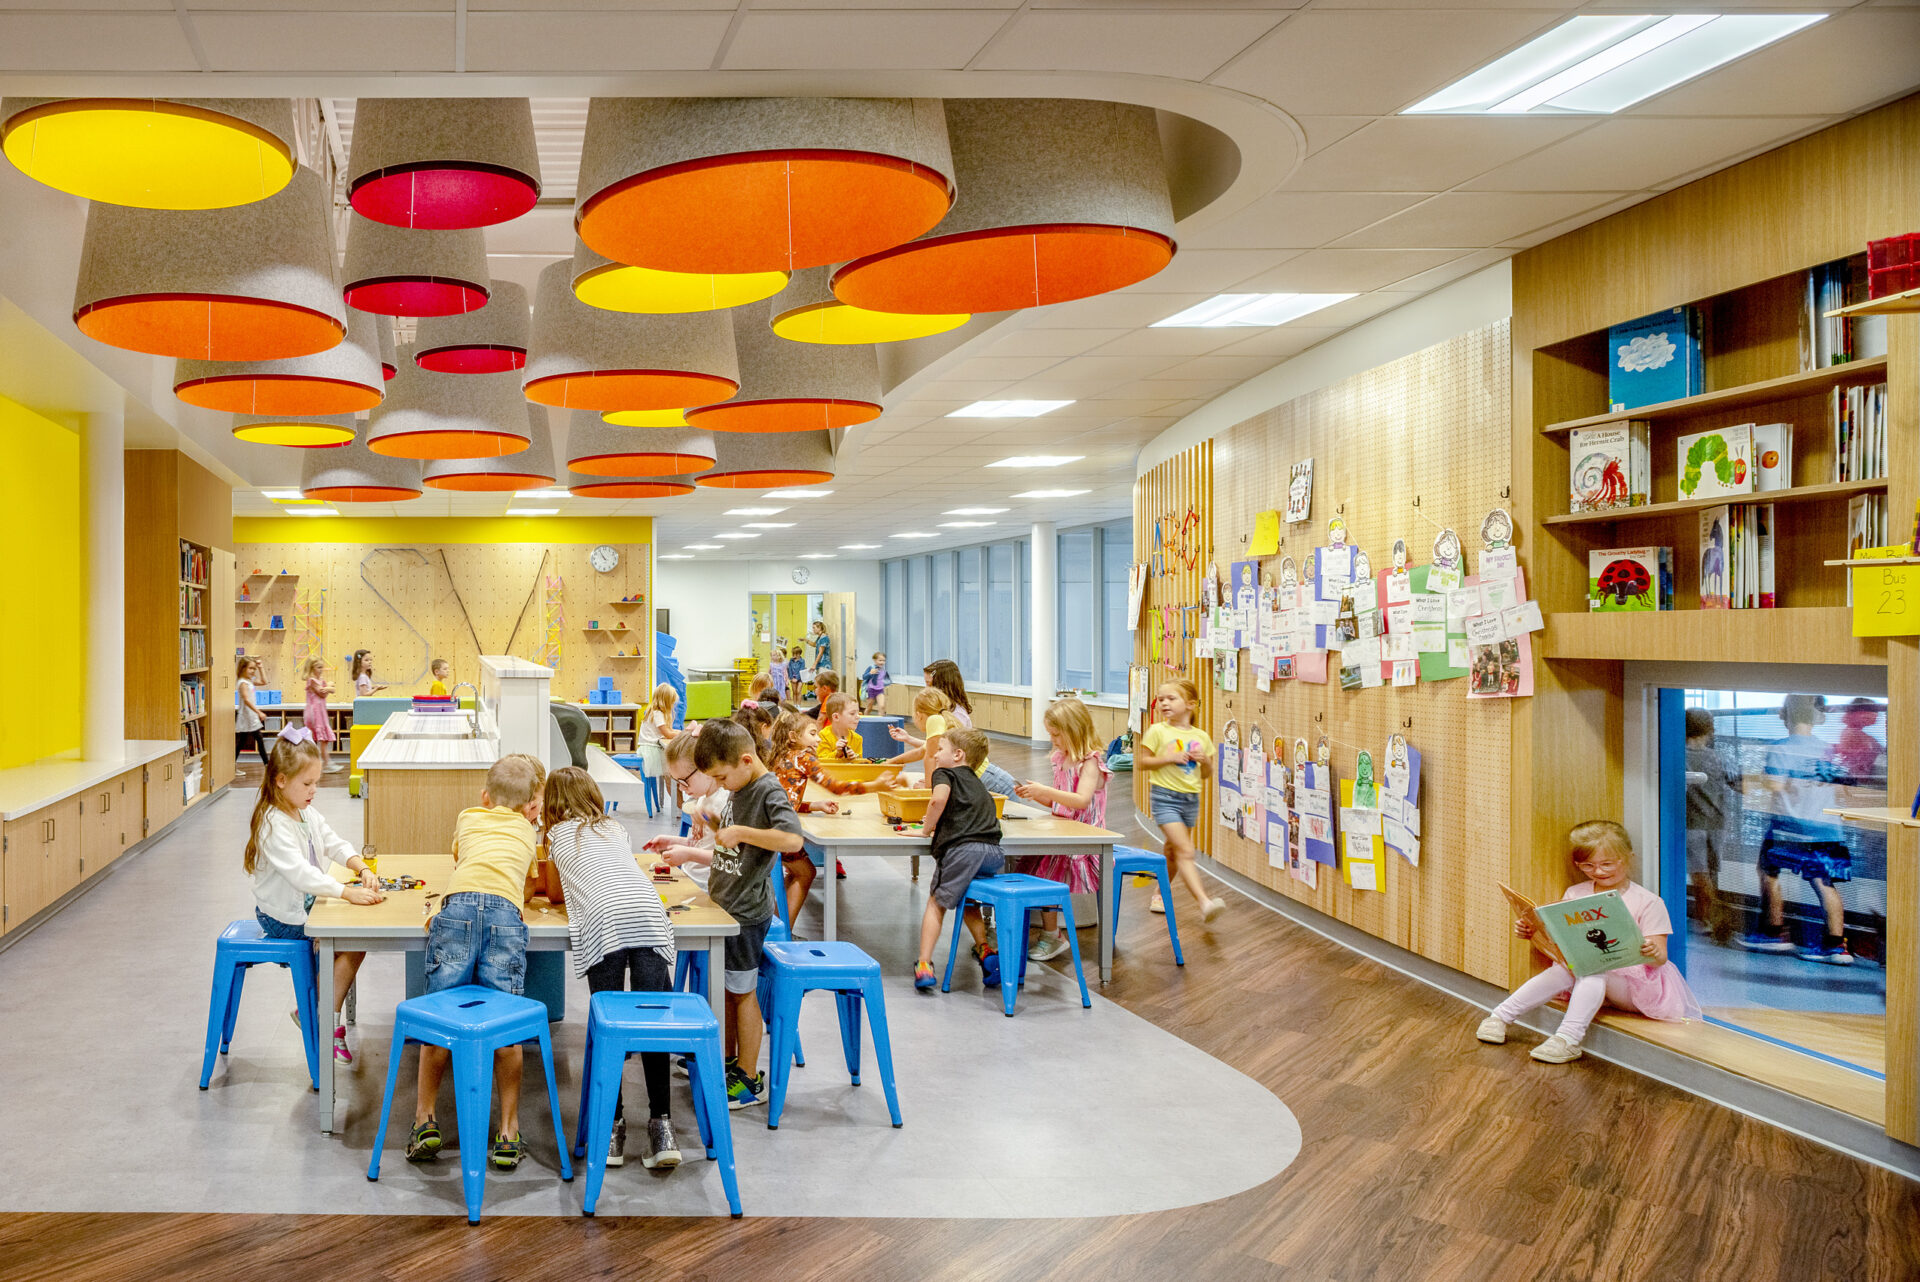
[1132, 680, 1225, 924]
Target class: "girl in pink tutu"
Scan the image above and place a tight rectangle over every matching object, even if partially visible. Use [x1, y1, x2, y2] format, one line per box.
[1476, 819, 1701, 1063]
[1011, 698, 1111, 963]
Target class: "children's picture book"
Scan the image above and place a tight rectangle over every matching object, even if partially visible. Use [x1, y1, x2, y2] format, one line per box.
[1534, 891, 1647, 978]
[1608, 306, 1702, 411]
[1676, 424, 1753, 500]
[1569, 421, 1650, 512]
[1751, 422, 1792, 492]
[1287, 459, 1314, 523]
[1587, 547, 1672, 612]
[1499, 884, 1566, 968]
[1698, 506, 1731, 609]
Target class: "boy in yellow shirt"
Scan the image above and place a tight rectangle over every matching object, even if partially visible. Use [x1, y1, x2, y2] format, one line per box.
[407, 753, 547, 1169]
[428, 658, 451, 697]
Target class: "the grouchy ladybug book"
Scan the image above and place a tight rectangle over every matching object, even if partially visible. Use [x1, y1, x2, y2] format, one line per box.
[1587, 546, 1673, 612]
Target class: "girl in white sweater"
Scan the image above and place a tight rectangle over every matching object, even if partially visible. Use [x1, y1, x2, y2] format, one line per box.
[245, 728, 383, 1064]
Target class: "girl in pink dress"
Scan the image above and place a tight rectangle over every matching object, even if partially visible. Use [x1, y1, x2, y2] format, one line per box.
[302, 658, 337, 753]
[1012, 699, 1111, 963]
[1477, 819, 1701, 1063]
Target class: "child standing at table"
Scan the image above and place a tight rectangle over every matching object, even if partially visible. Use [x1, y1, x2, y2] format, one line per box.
[235, 656, 269, 768]
[543, 765, 681, 1171]
[428, 658, 452, 697]
[244, 728, 384, 1065]
[639, 683, 681, 746]
[860, 652, 889, 714]
[1012, 698, 1112, 962]
[1477, 820, 1700, 1063]
[408, 753, 547, 1168]
[302, 658, 336, 759]
[912, 728, 1004, 992]
[1133, 680, 1225, 923]
[768, 710, 900, 921]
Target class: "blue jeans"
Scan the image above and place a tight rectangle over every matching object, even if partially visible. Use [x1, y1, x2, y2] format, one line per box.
[255, 908, 308, 941]
[424, 892, 528, 996]
[980, 762, 1019, 797]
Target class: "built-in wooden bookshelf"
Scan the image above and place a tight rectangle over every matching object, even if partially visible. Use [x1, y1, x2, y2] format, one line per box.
[1829, 285, 1920, 318]
[1539, 356, 1888, 435]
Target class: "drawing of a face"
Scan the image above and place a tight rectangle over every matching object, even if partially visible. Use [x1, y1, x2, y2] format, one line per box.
[1392, 538, 1408, 573]
[1481, 508, 1513, 548]
[1327, 516, 1349, 546]
[1278, 556, 1298, 594]
[1222, 719, 1240, 749]
[1433, 529, 1461, 567]
[1352, 548, 1372, 582]
[1356, 750, 1374, 791]
[1315, 736, 1330, 767]
[1389, 734, 1408, 774]
[1294, 737, 1308, 769]
[1250, 726, 1265, 758]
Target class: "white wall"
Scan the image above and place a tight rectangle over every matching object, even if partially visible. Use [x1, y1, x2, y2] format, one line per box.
[654, 557, 883, 673]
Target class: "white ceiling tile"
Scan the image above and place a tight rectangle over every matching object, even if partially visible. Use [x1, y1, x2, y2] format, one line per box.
[1375, 247, 1511, 295]
[187, 0, 451, 7]
[1283, 116, 1593, 192]
[1111, 377, 1239, 401]
[1179, 192, 1429, 249]
[1130, 248, 1298, 292]
[1213, 325, 1344, 358]
[984, 328, 1129, 358]
[1464, 116, 1831, 193]
[1151, 353, 1288, 383]
[1210, 9, 1560, 116]
[1087, 328, 1249, 357]
[1234, 247, 1465, 292]
[0, 13, 197, 69]
[466, 12, 731, 71]
[942, 356, 1064, 381]
[195, 12, 454, 70]
[469, 0, 735, 7]
[1295, 116, 1375, 156]
[1014, 354, 1186, 388]
[721, 10, 1009, 69]
[1497, 193, 1652, 249]
[1333, 191, 1628, 249]
[974, 11, 1283, 79]
[1625, 10, 1920, 117]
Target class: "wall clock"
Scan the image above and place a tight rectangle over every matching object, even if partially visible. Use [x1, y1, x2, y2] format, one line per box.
[792, 566, 810, 585]
[590, 545, 619, 573]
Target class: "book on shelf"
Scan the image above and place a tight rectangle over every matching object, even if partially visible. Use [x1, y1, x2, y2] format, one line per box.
[1751, 422, 1791, 492]
[1701, 503, 1776, 610]
[178, 540, 208, 586]
[1675, 424, 1753, 501]
[1608, 307, 1701, 412]
[1588, 546, 1673, 612]
[1802, 259, 1859, 370]
[1831, 382, 1888, 483]
[1699, 507, 1732, 609]
[1568, 422, 1650, 513]
[180, 718, 204, 758]
[1846, 495, 1890, 605]
[178, 629, 207, 669]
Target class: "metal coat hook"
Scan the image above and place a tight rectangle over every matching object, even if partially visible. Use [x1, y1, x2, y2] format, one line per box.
[1314, 712, 1324, 724]
[1401, 716, 1413, 729]
[1500, 485, 1511, 499]
[1412, 496, 1421, 508]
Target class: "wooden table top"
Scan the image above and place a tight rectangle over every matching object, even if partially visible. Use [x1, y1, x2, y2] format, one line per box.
[799, 783, 1120, 849]
[305, 853, 737, 940]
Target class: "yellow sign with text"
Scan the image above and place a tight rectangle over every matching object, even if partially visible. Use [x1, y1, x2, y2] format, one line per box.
[1852, 565, 1920, 636]
[1250, 510, 1281, 556]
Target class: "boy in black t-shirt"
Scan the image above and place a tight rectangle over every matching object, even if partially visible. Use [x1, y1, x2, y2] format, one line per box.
[914, 727, 1005, 992]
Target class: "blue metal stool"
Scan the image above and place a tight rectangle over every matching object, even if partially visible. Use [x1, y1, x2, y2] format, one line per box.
[1111, 845, 1184, 965]
[759, 919, 804, 1067]
[762, 940, 901, 1131]
[672, 945, 708, 998]
[770, 860, 793, 932]
[571, 991, 741, 1218]
[200, 919, 320, 1091]
[366, 986, 573, 1223]
[610, 752, 661, 817]
[942, 873, 1092, 1016]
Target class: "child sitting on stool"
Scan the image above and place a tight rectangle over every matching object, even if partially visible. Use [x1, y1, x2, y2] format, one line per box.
[913, 727, 1004, 993]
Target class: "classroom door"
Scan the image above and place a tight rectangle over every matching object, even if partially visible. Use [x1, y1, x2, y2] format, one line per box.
[750, 593, 774, 672]
[823, 591, 854, 683]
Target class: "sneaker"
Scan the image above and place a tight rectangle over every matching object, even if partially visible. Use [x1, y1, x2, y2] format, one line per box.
[405, 1118, 442, 1163]
[1738, 930, 1798, 954]
[672, 1055, 690, 1079]
[836, 860, 848, 880]
[1475, 1015, 1508, 1044]
[642, 1117, 682, 1170]
[1148, 893, 1166, 915]
[1202, 897, 1226, 923]
[606, 1117, 626, 1168]
[972, 943, 1001, 988]
[726, 1066, 766, 1110]
[490, 1132, 525, 1170]
[914, 962, 937, 991]
[1530, 1034, 1583, 1064]
[333, 1025, 353, 1065]
[1028, 934, 1070, 963]
[1798, 939, 1856, 966]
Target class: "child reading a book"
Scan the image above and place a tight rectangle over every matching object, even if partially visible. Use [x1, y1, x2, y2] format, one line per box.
[1476, 820, 1699, 1064]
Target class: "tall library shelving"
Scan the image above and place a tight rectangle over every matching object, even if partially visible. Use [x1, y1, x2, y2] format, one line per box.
[126, 451, 235, 803]
[1512, 95, 1920, 1142]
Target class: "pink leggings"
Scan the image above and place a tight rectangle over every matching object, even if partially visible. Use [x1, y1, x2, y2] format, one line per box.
[1493, 964, 1639, 1046]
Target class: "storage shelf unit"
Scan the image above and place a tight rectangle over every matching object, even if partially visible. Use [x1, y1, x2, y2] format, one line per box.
[1540, 356, 1888, 435]
[1544, 478, 1887, 527]
[1825, 805, 1920, 829]
[1827, 286, 1920, 318]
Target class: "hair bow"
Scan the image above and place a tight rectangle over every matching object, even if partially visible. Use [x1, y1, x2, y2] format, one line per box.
[278, 726, 314, 745]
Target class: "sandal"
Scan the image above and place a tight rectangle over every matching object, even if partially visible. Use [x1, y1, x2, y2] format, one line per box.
[490, 1132, 525, 1171]
[405, 1117, 442, 1163]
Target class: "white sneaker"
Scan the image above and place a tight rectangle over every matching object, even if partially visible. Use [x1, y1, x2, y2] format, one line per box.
[1148, 893, 1166, 915]
[1530, 1033, 1583, 1064]
[607, 1117, 626, 1168]
[1202, 897, 1225, 923]
[1474, 1016, 1508, 1044]
[1027, 934, 1070, 962]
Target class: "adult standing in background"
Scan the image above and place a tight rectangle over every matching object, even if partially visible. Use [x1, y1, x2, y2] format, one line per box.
[809, 620, 832, 680]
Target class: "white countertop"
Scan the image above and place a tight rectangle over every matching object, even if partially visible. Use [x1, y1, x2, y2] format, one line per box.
[358, 715, 499, 771]
[0, 740, 185, 821]
[882, 679, 1124, 709]
[479, 655, 553, 680]
[383, 710, 477, 738]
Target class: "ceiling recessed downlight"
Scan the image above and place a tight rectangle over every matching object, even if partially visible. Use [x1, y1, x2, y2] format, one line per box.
[743, 522, 796, 529]
[659, 554, 694, 559]
[944, 506, 1008, 515]
[764, 488, 834, 499]
[988, 455, 1082, 468]
[288, 507, 340, 516]
[1404, 14, 1825, 115]
[840, 543, 880, 550]
[714, 532, 761, 540]
[506, 507, 559, 516]
[893, 531, 937, 539]
[725, 507, 788, 517]
[940, 520, 996, 528]
[950, 400, 1073, 419]
[799, 553, 837, 560]
[1153, 293, 1355, 328]
[684, 543, 722, 549]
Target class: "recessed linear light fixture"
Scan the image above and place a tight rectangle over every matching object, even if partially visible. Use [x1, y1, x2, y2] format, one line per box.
[288, 507, 340, 516]
[763, 488, 833, 498]
[515, 488, 571, 499]
[939, 520, 997, 528]
[840, 543, 881, 550]
[987, 455, 1082, 469]
[1405, 13, 1824, 115]
[658, 553, 693, 560]
[799, 553, 837, 560]
[944, 506, 1009, 515]
[506, 507, 559, 516]
[684, 543, 722, 549]
[742, 521, 796, 529]
[1153, 293, 1354, 328]
[892, 531, 937, 539]
[262, 489, 303, 501]
[1014, 488, 1091, 499]
[713, 532, 761, 539]
[725, 506, 788, 516]
[948, 400, 1073, 419]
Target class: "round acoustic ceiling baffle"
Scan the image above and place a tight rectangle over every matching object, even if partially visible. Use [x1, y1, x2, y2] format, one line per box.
[174, 305, 385, 415]
[345, 98, 540, 230]
[566, 468, 695, 499]
[424, 407, 557, 492]
[567, 411, 716, 478]
[602, 407, 689, 428]
[301, 422, 424, 502]
[687, 308, 882, 435]
[832, 99, 1176, 315]
[341, 213, 490, 318]
[1, 97, 297, 210]
[366, 362, 532, 460]
[378, 317, 397, 380]
[414, 279, 530, 374]
[231, 412, 357, 448]
[522, 259, 738, 413]
[574, 97, 953, 276]
[695, 429, 835, 490]
[72, 164, 344, 361]
[770, 264, 968, 345]
[571, 239, 787, 315]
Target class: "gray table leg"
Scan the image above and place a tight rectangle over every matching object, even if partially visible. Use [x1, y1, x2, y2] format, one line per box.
[823, 849, 838, 941]
[1099, 844, 1114, 985]
[707, 940, 724, 1018]
[315, 937, 336, 1133]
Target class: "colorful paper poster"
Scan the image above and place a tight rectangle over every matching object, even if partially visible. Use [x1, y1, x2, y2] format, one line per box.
[1218, 721, 1241, 825]
[1383, 734, 1422, 865]
[1251, 510, 1282, 556]
[1127, 562, 1148, 630]
[1466, 569, 1537, 700]
[1287, 460, 1314, 523]
[1230, 560, 1259, 647]
[1299, 761, 1338, 866]
[1430, 528, 1465, 592]
[1266, 809, 1289, 870]
[1412, 565, 1469, 682]
[1338, 778, 1387, 891]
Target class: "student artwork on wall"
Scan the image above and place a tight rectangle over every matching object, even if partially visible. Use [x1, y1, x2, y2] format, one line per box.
[1240, 723, 1266, 841]
[1264, 745, 1289, 871]
[1287, 737, 1314, 886]
[1287, 459, 1314, 524]
[1339, 759, 1387, 892]
[1382, 732, 1423, 866]
[1464, 511, 1542, 699]
[1250, 509, 1282, 556]
[1298, 736, 1338, 867]
[1430, 526, 1464, 592]
[1230, 559, 1258, 648]
[1217, 718, 1242, 827]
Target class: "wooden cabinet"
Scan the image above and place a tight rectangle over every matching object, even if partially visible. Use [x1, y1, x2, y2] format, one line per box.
[144, 750, 185, 839]
[79, 770, 140, 874]
[210, 550, 236, 793]
[2, 795, 81, 936]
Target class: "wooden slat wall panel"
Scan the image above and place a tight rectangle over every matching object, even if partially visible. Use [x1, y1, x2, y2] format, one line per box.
[1133, 441, 1214, 854]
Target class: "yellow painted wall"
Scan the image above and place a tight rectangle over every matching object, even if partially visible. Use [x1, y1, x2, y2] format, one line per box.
[0, 396, 82, 769]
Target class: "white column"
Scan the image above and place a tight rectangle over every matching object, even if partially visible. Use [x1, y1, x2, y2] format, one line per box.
[83, 406, 125, 761]
[1028, 520, 1056, 741]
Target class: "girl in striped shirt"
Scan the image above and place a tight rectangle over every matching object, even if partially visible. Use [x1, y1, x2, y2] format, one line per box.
[542, 766, 681, 1172]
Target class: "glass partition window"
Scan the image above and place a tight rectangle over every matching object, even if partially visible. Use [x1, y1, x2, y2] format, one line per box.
[987, 543, 1013, 683]
[930, 552, 954, 673]
[1101, 522, 1132, 693]
[956, 548, 982, 680]
[906, 556, 927, 673]
[1059, 529, 1095, 688]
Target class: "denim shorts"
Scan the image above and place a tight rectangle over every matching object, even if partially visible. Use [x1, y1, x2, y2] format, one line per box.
[980, 762, 1019, 798]
[931, 841, 1004, 911]
[425, 892, 528, 996]
[1149, 784, 1201, 829]
[255, 908, 309, 941]
[725, 916, 772, 996]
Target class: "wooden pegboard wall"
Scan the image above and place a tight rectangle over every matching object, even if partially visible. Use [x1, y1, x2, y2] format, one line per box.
[1206, 321, 1513, 983]
[233, 542, 652, 705]
[1133, 440, 1214, 853]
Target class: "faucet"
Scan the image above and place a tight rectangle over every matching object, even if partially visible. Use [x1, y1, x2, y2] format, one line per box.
[449, 683, 479, 737]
